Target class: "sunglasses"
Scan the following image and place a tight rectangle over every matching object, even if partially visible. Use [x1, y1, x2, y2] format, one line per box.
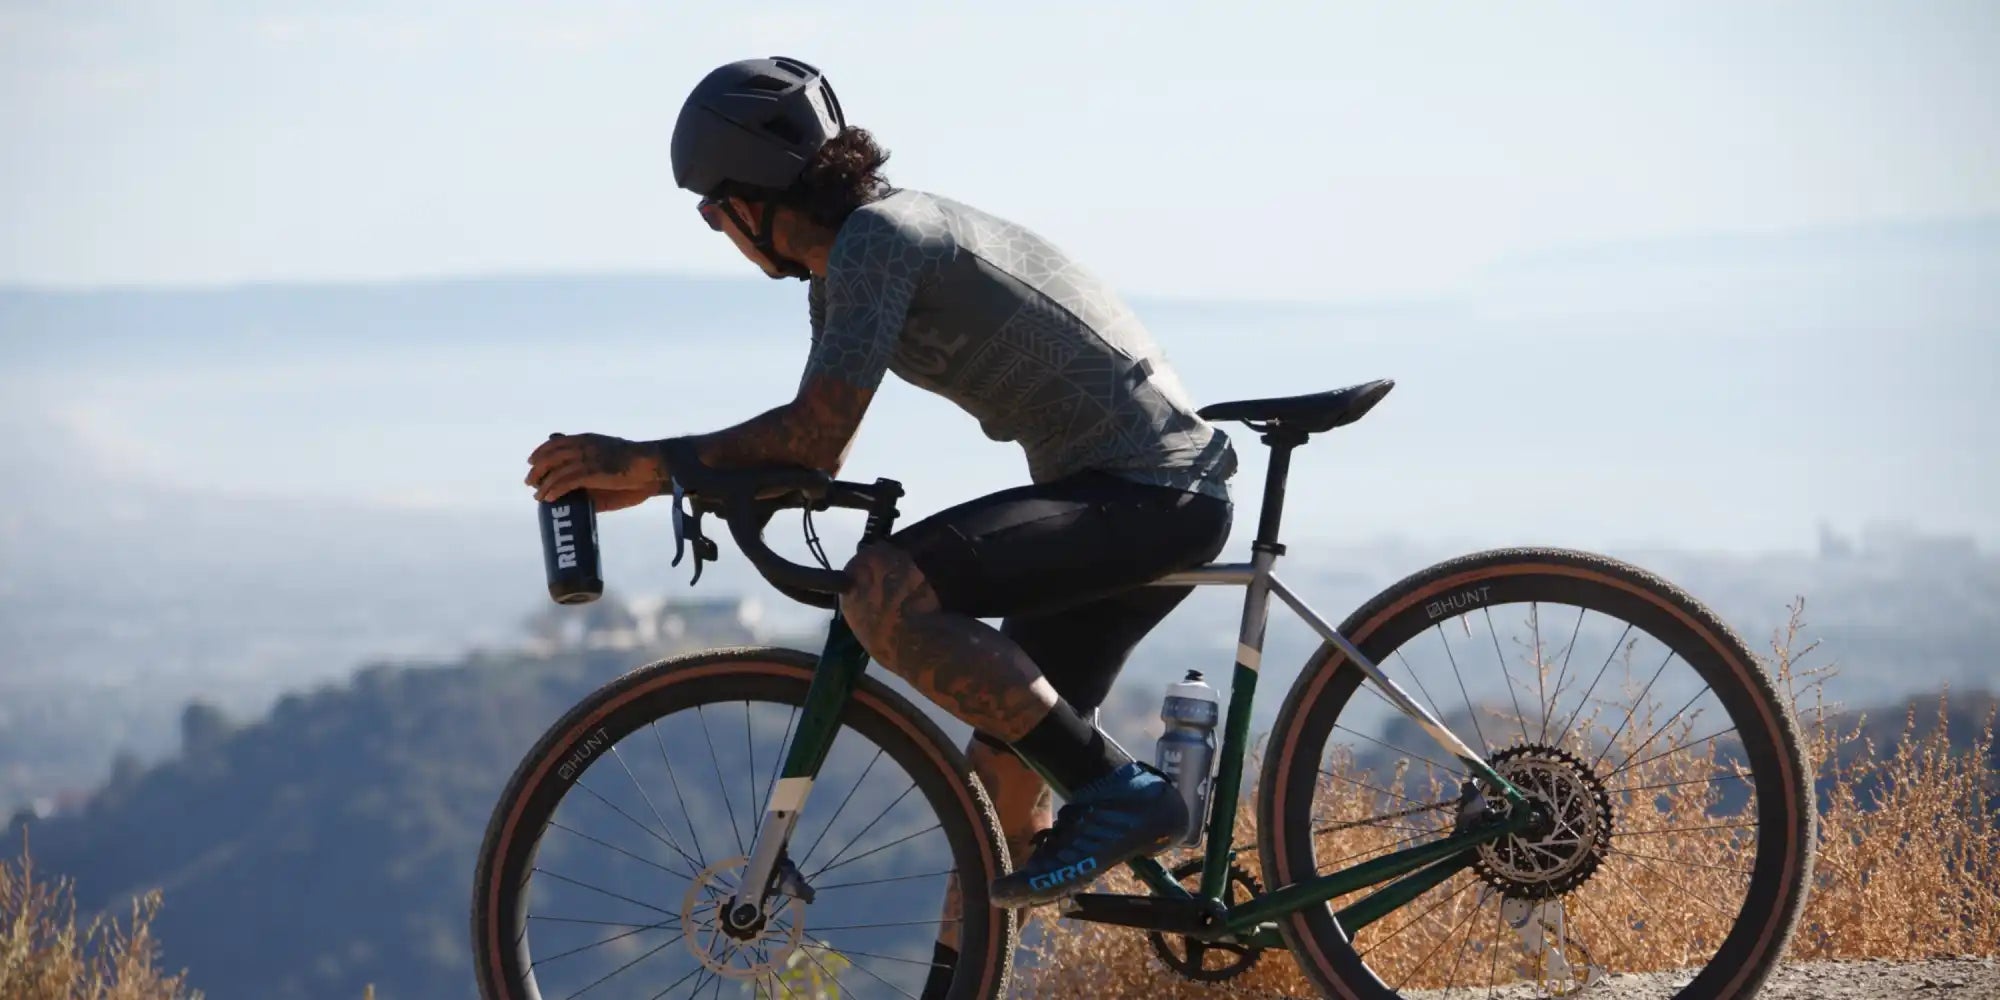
[698, 194, 752, 235]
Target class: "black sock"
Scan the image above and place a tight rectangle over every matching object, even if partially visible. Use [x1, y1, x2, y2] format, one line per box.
[1009, 697, 1130, 795]
[921, 941, 957, 1000]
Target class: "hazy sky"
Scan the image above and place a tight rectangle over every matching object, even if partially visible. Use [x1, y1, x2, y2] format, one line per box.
[4, 1, 1996, 301]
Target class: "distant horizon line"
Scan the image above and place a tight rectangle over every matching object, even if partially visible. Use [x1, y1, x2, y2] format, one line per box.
[3, 210, 1994, 304]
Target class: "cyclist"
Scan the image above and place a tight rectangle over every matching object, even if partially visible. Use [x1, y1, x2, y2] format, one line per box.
[523, 57, 1238, 913]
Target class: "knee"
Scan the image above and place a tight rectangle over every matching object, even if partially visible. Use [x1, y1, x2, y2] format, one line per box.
[839, 543, 934, 654]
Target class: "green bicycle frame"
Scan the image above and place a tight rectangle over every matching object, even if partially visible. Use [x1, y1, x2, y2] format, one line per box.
[729, 434, 1532, 941]
[729, 573, 1530, 943]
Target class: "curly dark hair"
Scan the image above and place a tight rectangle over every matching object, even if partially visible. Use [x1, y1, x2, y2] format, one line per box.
[722, 126, 891, 229]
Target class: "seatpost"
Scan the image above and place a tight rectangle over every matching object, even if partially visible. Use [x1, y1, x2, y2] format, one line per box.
[1254, 428, 1306, 552]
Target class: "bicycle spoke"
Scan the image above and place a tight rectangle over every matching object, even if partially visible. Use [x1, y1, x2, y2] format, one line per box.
[1531, 603, 1547, 744]
[1358, 872, 1480, 960]
[1605, 850, 1742, 920]
[1611, 683, 1712, 775]
[815, 821, 943, 880]
[696, 704, 747, 857]
[1425, 887, 1484, 996]
[797, 942, 861, 999]
[1540, 606, 1587, 745]
[1613, 770, 1748, 794]
[1484, 898, 1503, 996]
[813, 917, 962, 932]
[745, 700, 758, 823]
[652, 720, 711, 869]
[1436, 623, 1490, 753]
[558, 920, 683, 1000]
[640, 960, 706, 1000]
[815, 868, 956, 891]
[533, 922, 682, 969]
[810, 780, 919, 877]
[570, 780, 704, 879]
[1616, 819, 1758, 838]
[800, 747, 885, 865]
[1483, 607, 1531, 745]
[1591, 648, 1676, 770]
[530, 915, 673, 928]
[1608, 845, 1752, 877]
[532, 867, 680, 920]
[1335, 716, 1465, 775]
[1606, 725, 1738, 779]
[1318, 767, 1438, 807]
[549, 819, 697, 883]
[1568, 877, 1641, 970]
[1393, 648, 1452, 735]
[1314, 827, 1438, 872]
[607, 744, 706, 877]
[805, 933, 922, 999]
[1552, 622, 1632, 751]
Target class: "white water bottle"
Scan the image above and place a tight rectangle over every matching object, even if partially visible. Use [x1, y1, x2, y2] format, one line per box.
[1154, 670, 1220, 847]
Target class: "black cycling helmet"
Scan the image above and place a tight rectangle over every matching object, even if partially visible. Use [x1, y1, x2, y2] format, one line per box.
[671, 56, 845, 197]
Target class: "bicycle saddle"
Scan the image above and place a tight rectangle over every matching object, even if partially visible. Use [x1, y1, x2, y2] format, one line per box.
[1198, 379, 1395, 435]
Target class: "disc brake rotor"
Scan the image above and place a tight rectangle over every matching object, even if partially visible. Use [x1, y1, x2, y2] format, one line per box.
[681, 854, 806, 980]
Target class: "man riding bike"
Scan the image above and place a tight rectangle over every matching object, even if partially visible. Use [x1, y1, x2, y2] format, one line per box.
[522, 57, 1238, 922]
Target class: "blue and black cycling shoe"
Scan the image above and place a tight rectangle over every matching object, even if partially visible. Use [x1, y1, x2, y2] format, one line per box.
[989, 761, 1189, 907]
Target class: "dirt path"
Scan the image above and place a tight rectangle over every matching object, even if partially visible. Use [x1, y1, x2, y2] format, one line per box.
[1741, 957, 1997, 998]
[1390, 957, 2000, 999]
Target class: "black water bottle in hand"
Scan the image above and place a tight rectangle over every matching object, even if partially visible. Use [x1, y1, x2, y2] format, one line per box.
[537, 434, 603, 604]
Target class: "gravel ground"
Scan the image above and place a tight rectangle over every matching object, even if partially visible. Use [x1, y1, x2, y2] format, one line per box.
[1398, 956, 2000, 998]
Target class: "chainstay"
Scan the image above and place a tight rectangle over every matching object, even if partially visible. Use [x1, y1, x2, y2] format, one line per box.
[1128, 797, 1462, 999]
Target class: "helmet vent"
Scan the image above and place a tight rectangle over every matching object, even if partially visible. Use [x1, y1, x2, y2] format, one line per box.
[762, 115, 805, 144]
[742, 74, 791, 93]
[770, 57, 813, 78]
[818, 81, 844, 127]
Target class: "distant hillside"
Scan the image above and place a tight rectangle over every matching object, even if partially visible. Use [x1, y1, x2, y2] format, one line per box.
[9, 613, 773, 1000]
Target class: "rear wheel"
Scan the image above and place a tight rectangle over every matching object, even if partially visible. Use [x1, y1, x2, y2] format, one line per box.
[473, 646, 1016, 1000]
[1258, 548, 1813, 999]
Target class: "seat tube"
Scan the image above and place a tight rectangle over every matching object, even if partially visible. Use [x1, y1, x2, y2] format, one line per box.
[1200, 545, 1277, 900]
[1198, 431, 1301, 899]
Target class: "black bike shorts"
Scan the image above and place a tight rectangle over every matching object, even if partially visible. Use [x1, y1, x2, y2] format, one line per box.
[887, 470, 1233, 717]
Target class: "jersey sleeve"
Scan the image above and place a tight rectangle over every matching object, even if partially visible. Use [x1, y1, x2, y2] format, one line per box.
[800, 202, 953, 392]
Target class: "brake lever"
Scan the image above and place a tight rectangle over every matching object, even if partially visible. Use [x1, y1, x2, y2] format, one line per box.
[668, 479, 720, 586]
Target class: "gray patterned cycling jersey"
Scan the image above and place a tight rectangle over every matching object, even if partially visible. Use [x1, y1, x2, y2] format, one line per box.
[803, 188, 1237, 499]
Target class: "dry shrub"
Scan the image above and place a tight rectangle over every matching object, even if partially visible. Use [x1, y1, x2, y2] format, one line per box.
[0, 829, 203, 1000]
[1016, 600, 2000, 997]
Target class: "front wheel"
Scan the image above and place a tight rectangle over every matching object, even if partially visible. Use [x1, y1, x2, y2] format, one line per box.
[472, 646, 1016, 1000]
[1258, 548, 1814, 1000]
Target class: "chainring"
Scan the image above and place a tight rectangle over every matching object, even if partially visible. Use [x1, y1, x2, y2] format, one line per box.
[1471, 744, 1615, 900]
[1146, 856, 1268, 983]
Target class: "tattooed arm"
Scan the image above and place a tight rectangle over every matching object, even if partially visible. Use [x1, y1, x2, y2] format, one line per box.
[529, 207, 945, 502]
[655, 207, 950, 483]
[673, 373, 873, 475]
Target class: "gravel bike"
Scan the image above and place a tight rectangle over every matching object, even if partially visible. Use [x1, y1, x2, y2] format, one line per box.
[473, 379, 1815, 999]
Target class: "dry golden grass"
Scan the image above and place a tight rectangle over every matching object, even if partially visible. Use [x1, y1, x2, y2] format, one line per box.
[1015, 601, 2000, 997]
[0, 829, 203, 1000]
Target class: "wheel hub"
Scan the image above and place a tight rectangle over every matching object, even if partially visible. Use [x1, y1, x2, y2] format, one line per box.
[682, 855, 805, 980]
[1472, 745, 1613, 899]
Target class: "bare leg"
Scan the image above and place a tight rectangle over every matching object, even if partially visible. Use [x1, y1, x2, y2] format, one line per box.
[841, 544, 1059, 741]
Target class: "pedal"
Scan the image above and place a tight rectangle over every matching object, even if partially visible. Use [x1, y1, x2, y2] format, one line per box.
[1057, 892, 1226, 936]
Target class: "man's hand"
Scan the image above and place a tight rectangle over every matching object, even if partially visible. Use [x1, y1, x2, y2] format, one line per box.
[524, 433, 667, 511]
